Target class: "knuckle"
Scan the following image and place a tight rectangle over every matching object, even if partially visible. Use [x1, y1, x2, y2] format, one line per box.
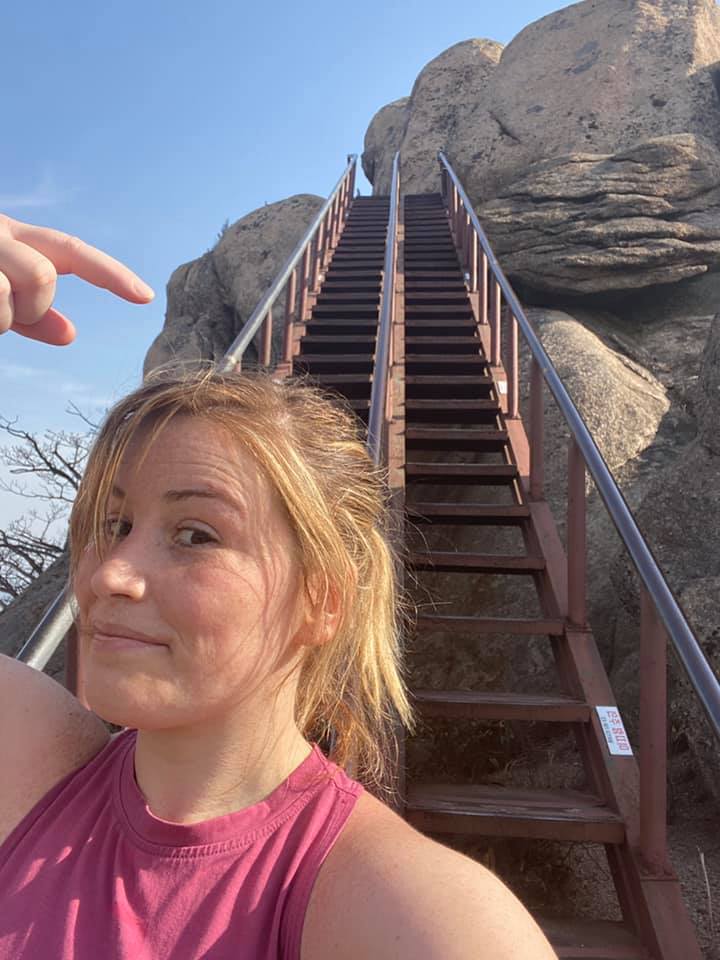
[28, 259, 57, 289]
[0, 274, 11, 298]
[64, 234, 86, 259]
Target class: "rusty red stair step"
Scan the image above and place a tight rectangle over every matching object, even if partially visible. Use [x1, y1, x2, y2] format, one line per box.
[299, 336, 376, 354]
[413, 613, 563, 635]
[405, 427, 508, 451]
[540, 917, 650, 960]
[407, 502, 530, 525]
[411, 690, 590, 722]
[294, 355, 374, 375]
[405, 462, 519, 484]
[408, 551, 545, 574]
[405, 784, 625, 844]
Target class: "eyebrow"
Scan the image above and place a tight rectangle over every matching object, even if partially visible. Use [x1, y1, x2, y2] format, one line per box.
[110, 484, 247, 514]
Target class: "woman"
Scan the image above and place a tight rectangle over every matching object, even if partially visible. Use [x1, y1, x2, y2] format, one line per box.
[0, 216, 556, 959]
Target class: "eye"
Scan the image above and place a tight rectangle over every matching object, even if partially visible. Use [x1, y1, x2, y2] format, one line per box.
[175, 525, 219, 547]
[104, 517, 131, 540]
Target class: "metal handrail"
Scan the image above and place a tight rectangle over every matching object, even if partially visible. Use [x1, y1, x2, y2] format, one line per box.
[438, 149, 720, 743]
[16, 588, 74, 670]
[219, 155, 357, 372]
[16, 155, 359, 673]
[367, 152, 400, 465]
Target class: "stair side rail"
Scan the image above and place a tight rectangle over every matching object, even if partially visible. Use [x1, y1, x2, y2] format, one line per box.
[16, 155, 358, 674]
[219, 155, 357, 373]
[438, 149, 720, 876]
[367, 152, 400, 466]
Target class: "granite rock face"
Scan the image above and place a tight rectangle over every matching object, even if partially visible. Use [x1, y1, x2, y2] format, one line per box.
[365, 39, 503, 196]
[522, 309, 670, 494]
[363, 0, 720, 202]
[145, 194, 324, 375]
[697, 313, 720, 454]
[480, 134, 720, 295]
[362, 98, 409, 197]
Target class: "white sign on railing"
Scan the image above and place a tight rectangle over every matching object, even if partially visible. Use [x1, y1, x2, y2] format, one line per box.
[596, 706, 633, 756]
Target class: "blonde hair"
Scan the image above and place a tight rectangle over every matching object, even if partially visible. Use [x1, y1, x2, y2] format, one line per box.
[69, 365, 413, 790]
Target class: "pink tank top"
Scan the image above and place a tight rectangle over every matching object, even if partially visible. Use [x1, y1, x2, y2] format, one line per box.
[0, 729, 363, 959]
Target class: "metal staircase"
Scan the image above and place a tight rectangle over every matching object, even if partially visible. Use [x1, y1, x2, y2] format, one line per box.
[16, 153, 720, 960]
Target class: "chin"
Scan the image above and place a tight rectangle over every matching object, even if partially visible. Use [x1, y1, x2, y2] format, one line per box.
[82, 670, 180, 731]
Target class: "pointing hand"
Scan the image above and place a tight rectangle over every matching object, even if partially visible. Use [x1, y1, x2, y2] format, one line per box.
[0, 214, 155, 346]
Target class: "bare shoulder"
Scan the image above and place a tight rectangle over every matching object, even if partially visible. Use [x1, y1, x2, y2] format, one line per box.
[0, 654, 109, 845]
[302, 791, 557, 960]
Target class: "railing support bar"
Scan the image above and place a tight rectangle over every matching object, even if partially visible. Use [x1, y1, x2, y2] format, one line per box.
[530, 358, 545, 500]
[261, 308, 273, 367]
[490, 281, 501, 367]
[282, 268, 298, 365]
[508, 311, 519, 419]
[479, 252, 488, 325]
[640, 587, 669, 874]
[567, 438, 587, 628]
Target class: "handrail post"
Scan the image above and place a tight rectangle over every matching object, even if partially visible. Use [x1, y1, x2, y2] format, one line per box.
[282, 268, 298, 365]
[312, 220, 325, 292]
[490, 279, 501, 367]
[469, 229, 478, 293]
[507, 311, 519, 419]
[261, 308, 273, 367]
[348, 154, 356, 200]
[530, 358, 545, 500]
[640, 587, 669, 874]
[298, 244, 311, 323]
[463, 212, 472, 276]
[479, 252, 488, 324]
[567, 438, 587, 627]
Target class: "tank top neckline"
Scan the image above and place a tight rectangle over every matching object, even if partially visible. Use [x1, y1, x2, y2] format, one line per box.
[113, 730, 331, 854]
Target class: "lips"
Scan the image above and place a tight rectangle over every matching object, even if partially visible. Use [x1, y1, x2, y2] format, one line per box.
[90, 620, 168, 647]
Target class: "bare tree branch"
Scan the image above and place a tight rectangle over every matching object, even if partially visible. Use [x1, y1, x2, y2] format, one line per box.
[0, 416, 93, 608]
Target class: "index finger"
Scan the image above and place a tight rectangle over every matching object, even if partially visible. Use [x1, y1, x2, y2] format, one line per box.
[9, 220, 155, 303]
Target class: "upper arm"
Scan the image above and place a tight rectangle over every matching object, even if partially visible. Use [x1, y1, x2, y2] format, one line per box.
[302, 794, 557, 960]
[0, 654, 109, 844]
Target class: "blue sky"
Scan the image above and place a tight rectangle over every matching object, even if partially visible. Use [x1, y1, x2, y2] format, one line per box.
[1, 0, 568, 526]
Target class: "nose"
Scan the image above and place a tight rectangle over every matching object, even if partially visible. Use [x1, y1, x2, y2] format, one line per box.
[88, 541, 147, 601]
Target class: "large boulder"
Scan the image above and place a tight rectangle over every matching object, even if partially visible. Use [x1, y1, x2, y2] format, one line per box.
[362, 98, 408, 196]
[379, 40, 504, 196]
[697, 312, 720, 454]
[522, 309, 670, 505]
[362, 40, 502, 196]
[364, 0, 720, 202]
[604, 316, 720, 788]
[480, 134, 720, 295]
[458, 0, 720, 203]
[144, 194, 324, 374]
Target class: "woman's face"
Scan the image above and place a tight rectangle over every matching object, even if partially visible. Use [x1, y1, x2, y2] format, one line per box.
[74, 415, 308, 731]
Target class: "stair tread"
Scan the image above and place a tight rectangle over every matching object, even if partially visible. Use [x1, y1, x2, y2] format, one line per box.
[415, 613, 563, 635]
[406, 399, 499, 410]
[407, 503, 530, 521]
[409, 551, 545, 572]
[539, 916, 649, 959]
[406, 427, 506, 437]
[405, 336, 482, 343]
[406, 356, 488, 365]
[405, 375, 493, 384]
[412, 690, 591, 722]
[296, 354, 375, 362]
[406, 462, 518, 476]
[406, 783, 623, 830]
